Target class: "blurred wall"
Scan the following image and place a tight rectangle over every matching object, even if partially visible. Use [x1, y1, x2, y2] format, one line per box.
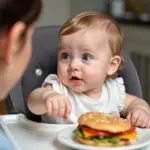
[36, 0, 70, 27]
[36, 0, 106, 27]
[70, 0, 106, 16]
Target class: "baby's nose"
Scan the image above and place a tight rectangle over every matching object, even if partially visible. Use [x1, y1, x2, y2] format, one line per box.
[69, 59, 81, 71]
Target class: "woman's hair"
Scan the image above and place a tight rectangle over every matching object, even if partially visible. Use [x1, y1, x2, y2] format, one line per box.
[59, 12, 124, 77]
[0, 0, 42, 35]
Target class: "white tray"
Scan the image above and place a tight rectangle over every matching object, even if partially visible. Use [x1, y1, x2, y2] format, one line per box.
[0, 114, 150, 150]
[0, 114, 76, 150]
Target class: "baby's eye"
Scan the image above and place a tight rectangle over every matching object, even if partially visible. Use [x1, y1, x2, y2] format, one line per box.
[82, 54, 92, 61]
[61, 53, 71, 60]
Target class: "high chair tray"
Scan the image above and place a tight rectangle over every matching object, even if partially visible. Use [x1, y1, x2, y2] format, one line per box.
[0, 114, 76, 150]
[0, 114, 150, 150]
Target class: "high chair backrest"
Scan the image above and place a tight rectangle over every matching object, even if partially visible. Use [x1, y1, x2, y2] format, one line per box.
[6, 26, 142, 122]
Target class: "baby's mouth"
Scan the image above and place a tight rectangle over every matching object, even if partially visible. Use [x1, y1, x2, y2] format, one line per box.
[71, 77, 80, 80]
[70, 76, 82, 83]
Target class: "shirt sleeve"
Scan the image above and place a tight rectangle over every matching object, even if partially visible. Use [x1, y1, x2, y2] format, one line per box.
[114, 77, 126, 112]
[42, 74, 68, 94]
[0, 129, 16, 150]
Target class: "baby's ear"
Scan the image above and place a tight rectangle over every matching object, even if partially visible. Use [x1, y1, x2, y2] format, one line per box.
[107, 55, 121, 76]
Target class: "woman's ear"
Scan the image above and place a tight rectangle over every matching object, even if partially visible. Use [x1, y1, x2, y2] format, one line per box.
[107, 55, 121, 76]
[3, 22, 26, 65]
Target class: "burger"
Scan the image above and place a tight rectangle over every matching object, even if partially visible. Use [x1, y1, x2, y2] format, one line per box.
[73, 112, 137, 147]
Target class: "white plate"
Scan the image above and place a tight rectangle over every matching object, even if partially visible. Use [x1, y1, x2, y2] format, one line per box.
[57, 126, 150, 150]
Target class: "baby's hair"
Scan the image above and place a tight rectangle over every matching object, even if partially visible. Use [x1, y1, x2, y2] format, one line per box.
[0, 0, 42, 38]
[59, 12, 124, 77]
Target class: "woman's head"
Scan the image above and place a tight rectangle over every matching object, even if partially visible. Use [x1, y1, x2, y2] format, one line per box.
[0, 0, 42, 99]
[58, 12, 123, 94]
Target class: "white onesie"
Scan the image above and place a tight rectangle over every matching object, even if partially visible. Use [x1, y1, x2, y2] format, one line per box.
[42, 74, 125, 124]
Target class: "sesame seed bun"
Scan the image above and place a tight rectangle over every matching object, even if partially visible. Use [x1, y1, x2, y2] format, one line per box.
[78, 112, 131, 133]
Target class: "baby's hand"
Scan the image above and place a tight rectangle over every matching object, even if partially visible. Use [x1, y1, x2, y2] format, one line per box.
[44, 91, 72, 119]
[127, 107, 150, 128]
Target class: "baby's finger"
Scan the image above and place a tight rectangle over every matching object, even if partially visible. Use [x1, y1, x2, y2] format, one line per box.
[51, 99, 59, 116]
[64, 98, 72, 119]
[135, 117, 144, 127]
[146, 120, 150, 128]
[130, 112, 140, 125]
[45, 99, 52, 116]
[140, 118, 149, 128]
[58, 98, 66, 117]
[126, 113, 131, 123]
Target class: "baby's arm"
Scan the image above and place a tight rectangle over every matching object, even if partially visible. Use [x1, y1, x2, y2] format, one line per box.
[27, 85, 53, 115]
[121, 93, 150, 128]
[27, 85, 71, 118]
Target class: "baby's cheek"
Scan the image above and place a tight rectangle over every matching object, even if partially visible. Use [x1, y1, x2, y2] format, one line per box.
[58, 66, 65, 77]
[87, 73, 104, 86]
[58, 74, 69, 88]
[58, 74, 65, 82]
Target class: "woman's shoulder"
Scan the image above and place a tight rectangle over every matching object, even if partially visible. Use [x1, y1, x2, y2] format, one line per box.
[0, 130, 15, 149]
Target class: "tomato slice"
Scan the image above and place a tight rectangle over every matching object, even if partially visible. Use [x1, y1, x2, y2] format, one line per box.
[116, 126, 135, 136]
[79, 125, 113, 137]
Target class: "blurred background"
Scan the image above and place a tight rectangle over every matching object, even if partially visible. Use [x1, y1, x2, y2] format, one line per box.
[1, 0, 150, 113]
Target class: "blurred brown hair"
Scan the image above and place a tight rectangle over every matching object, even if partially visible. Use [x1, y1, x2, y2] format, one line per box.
[0, 0, 42, 36]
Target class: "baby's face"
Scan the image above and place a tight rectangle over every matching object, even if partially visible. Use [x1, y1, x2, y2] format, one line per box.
[57, 28, 113, 94]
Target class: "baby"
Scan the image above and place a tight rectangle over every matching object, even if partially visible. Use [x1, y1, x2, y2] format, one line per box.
[28, 12, 150, 128]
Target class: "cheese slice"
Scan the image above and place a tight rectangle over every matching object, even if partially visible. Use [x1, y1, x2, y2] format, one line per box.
[83, 130, 93, 138]
[118, 131, 137, 140]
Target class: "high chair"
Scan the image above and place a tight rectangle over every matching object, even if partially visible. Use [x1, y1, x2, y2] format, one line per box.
[6, 26, 142, 122]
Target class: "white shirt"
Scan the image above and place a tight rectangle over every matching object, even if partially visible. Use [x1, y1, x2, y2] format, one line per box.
[42, 74, 125, 124]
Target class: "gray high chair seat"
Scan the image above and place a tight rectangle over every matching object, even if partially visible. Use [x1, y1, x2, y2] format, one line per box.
[6, 26, 142, 122]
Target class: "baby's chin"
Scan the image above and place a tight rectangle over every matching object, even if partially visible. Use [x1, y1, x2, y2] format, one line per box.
[69, 86, 86, 93]
[62, 82, 86, 93]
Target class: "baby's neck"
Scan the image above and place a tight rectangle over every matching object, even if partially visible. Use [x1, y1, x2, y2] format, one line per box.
[83, 88, 101, 99]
